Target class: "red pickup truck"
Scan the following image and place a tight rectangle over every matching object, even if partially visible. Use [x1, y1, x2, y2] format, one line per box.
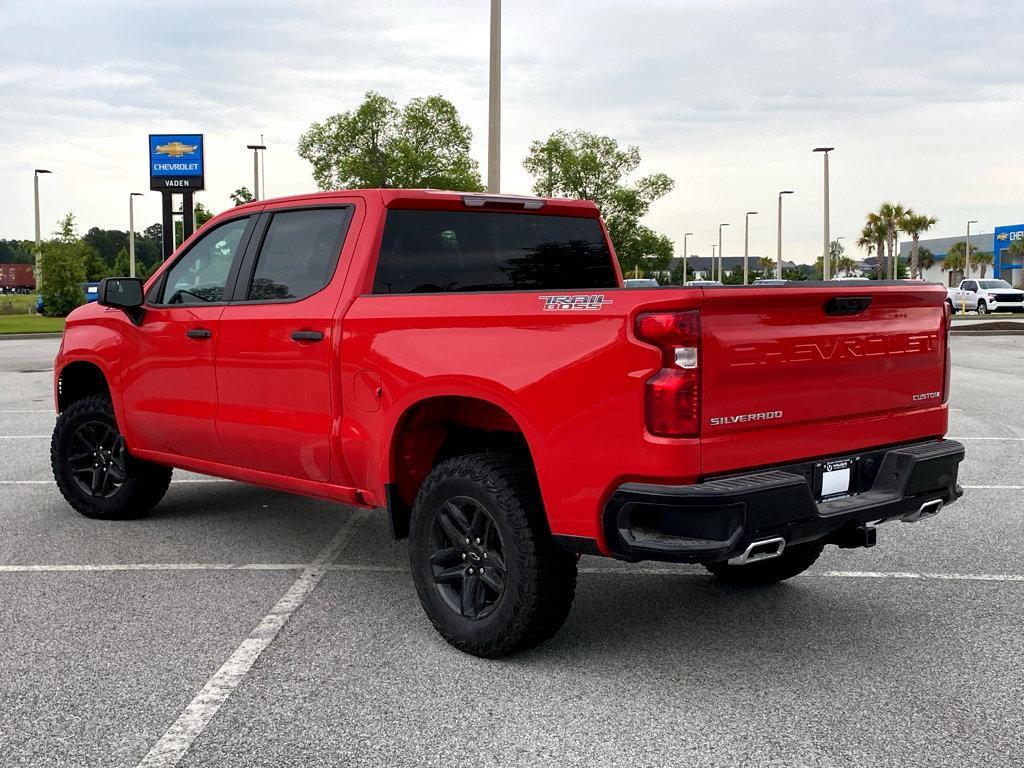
[51, 189, 964, 657]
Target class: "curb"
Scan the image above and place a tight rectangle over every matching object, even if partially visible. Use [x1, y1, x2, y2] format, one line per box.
[950, 329, 1024, 336]
[0, 332, 64, 341]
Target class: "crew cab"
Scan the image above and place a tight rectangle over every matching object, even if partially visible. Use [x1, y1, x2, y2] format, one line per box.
[51, 189, 964, 657]
[947, 278, 1024, 314]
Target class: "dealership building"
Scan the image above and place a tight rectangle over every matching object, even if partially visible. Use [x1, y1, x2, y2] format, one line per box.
[899, 224, 1024, 286]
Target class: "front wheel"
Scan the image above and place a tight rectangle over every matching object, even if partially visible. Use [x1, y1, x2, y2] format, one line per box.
[705, 539, 825, 586]
[977, 300, 989, 315]
[408, 453, 577, 658]
[51, 395, 172, 519]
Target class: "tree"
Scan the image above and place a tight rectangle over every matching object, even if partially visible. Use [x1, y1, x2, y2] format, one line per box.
[1009, 241, 1024, 288]
[0, 240, 34, 264]
[900, 211, 938, 279]
[668, 260, 694, 285]
[174, 202, 215, 245]
[39, 213, 86, 317]
[857, 217, 887, 278]
[972, 251, 994, 278]
[298, 91, 484, 191]
[918, 247, 935, 273]
[874, 202, 908, 279]
[230, 187, 254, 206]
[757, 256, 775, 276]
[522, 129, 675, 277]
[942, 244, 968, 283]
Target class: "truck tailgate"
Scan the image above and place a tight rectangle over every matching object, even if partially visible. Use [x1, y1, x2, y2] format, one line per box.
[698, 284, 949, 475]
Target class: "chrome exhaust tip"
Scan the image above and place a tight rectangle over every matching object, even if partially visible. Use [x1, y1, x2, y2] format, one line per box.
[728, 536, 786, 566]
[902, 499, 944, 523]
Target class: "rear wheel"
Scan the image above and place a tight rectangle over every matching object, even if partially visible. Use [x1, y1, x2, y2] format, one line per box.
[705, 539, 825, 586]
[408, 453, 577, 657]
[51, 395, 172, 519]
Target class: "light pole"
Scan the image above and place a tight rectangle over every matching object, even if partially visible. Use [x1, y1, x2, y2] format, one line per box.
[128, 193, 144, 278]
[834, 236, 845, 277]
[718, 223, 729, 281]
[33, 169, 52, 291]
[813, 147, 834, 279]
[776, 190, 794, 279]
[744, 211, 757, 285]
[709, 245, 717, 280]
[966, 220, 978, 278]
[246, 144, 266, 200]
[683, 232, 693, 283]
[487, 0, 501, 193]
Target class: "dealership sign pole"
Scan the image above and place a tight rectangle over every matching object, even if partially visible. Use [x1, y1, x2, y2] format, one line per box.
[149, 134, 205, 261]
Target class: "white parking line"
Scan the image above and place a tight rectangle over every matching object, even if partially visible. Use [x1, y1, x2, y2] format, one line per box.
[137, 508, 373, 768]
[948, 436, 1024, 441]
[0, 434, 50, 438]
[0, 563, 307, 573]
[962, 484, 1024, 489]
[0, 410, 53, 413]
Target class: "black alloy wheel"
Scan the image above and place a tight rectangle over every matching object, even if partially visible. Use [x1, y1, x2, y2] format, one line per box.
[68, 420, 129, 499]
[428, 496, 507, 620]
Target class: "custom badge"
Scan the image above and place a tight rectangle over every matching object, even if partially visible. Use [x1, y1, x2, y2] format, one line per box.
[538, 294, 613, 311]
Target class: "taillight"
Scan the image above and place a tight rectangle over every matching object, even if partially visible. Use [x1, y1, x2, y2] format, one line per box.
[636, 310, 700, 437]
[942, 300, 951, 404]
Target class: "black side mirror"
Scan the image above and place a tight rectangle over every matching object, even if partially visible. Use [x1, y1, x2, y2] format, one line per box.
[98, 277, 145, 324]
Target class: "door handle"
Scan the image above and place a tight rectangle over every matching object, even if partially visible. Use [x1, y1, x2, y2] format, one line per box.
[291, 330, 324, 342]
[186, 328, 212, 339]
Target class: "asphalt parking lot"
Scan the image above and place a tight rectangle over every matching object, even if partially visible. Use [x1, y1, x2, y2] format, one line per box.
[0, 335, 1021, 767]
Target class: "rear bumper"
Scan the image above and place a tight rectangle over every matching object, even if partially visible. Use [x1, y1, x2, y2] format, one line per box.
[602, 439, 965, 563]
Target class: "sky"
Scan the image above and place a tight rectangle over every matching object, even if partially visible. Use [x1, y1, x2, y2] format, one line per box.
[1, 0, 1022, 263]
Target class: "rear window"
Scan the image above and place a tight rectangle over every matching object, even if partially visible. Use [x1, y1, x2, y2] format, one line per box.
[372, 209, 617, 294]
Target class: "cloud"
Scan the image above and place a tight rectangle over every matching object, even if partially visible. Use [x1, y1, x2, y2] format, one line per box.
[1, 0, 1022, 261]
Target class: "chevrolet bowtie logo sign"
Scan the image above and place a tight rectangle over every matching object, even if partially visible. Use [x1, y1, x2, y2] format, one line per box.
[154, 141, 198, 157]
[997, 233, 1009, 241]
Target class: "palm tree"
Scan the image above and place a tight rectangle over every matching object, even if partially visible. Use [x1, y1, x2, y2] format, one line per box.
[757, 255, 775, 276]
[942, 248, 966, 286]
[918, 247, 935, 273]
[900, 210, 938, 279]
[973, 251, 994, 278]
[877, 202, 908, 279]
[857, 218, 887, 278]
[835, 254, 858, 276]
[1009, 240, 1024, 288]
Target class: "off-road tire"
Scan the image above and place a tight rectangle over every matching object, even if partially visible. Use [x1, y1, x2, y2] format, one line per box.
[408, 452, 577, 657]
[51, 395, 172, 519]
[705, 539, 825, 586]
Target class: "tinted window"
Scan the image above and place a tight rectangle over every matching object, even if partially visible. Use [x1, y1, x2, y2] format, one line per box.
[372, 210, 617, 294]
[963, 281, 977, 292]
[247, 208, 351, 301]
[160, 217, 250, 304]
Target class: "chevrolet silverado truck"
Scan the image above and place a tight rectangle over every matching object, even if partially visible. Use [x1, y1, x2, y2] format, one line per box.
[946, 278, 1024, 314]
[51, 189, 964, 657]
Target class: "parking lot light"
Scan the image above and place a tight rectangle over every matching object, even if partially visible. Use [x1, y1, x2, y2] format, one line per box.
[777, 190, 794, 278]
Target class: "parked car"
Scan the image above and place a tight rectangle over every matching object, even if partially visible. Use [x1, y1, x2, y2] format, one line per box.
[682, 279, 723, 286]
[623, 278, 659, 288]
[52, 189, 965, 657]
[947, 278, 1024, 314]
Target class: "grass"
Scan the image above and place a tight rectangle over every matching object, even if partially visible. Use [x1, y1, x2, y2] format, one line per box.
[0, 294, 37, 314]
[0, 314, 65, 334]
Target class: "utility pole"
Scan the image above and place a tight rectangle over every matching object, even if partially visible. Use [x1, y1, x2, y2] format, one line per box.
[744, 211, 757, 285]
[683, 232, 693, 283]
[718, 223, 729, 282]
[710, 245, 717, 280]
[966, 220, 978, 279]
[128, 193, 143, 278]
[33, 169, 52, 292]
[487, 0, 501, 193]
[777, 190, 794, 279]
[247, 143, 266, 200]
[813, 147, 834, 279]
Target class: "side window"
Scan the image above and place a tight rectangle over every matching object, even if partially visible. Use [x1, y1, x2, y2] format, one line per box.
[246, 208, 351, 301]
[963, 281, 977, 292]
[159, 217, 250, 304]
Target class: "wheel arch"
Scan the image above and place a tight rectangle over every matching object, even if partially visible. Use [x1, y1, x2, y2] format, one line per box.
[57, 360, 111, 413]
[384, 394, 541, 539]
